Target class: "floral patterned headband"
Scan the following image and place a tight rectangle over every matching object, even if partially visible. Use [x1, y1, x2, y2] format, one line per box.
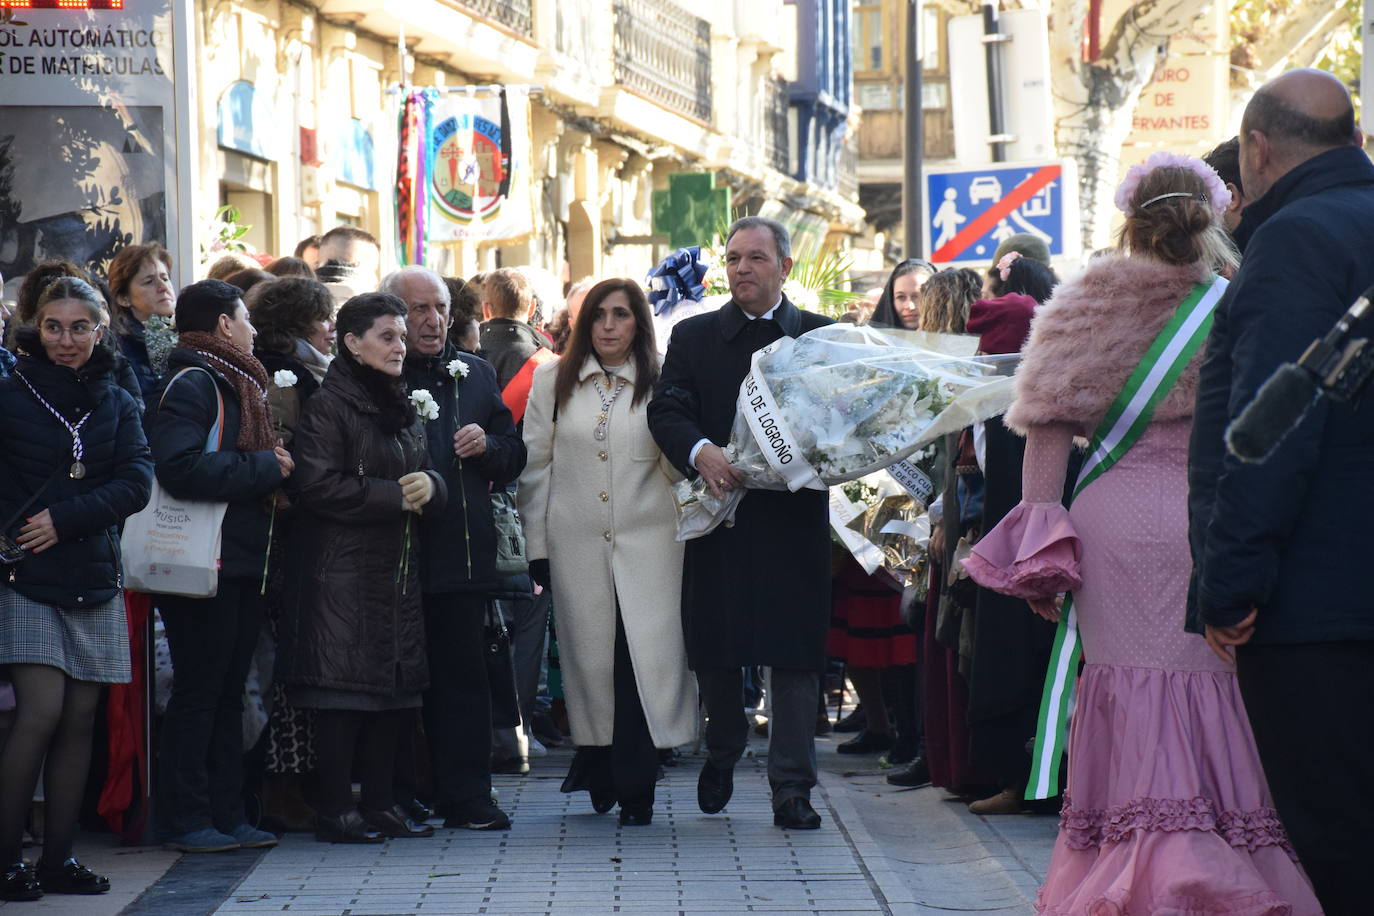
[1113, 151, 1231, 215]
[996, 251, 1023, 281]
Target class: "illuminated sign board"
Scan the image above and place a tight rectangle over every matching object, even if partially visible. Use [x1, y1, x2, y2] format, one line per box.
[0, 0, 193, 289]
[0, 2, 125, 9]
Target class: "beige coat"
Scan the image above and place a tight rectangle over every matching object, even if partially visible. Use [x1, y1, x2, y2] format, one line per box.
[518, 356, 697, 748]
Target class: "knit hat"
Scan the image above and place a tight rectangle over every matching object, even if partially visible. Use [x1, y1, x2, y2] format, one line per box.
[966, 293, 1037, 355]
[991, 233, 1051, 267]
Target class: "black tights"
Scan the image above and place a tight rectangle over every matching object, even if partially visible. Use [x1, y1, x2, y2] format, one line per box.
[0, 665, 101, 866]
[313, 709, 404, 817]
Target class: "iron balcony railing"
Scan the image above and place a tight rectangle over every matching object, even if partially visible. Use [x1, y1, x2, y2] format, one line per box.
[613, 0, 712, 123]
[453, 0, 532, 36]
[764, 74, 790, 175]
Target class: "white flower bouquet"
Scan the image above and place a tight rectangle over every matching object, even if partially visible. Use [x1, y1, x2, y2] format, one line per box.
[674, 324, 1017, 540]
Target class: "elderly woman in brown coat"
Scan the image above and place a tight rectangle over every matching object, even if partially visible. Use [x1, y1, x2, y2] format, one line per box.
[277, 293, 445, 844]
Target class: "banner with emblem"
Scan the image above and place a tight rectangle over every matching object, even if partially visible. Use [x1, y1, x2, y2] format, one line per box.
[423, 87, 534, 244]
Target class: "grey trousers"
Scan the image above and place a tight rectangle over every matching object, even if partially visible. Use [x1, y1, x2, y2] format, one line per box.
[696, 666, 818, 807]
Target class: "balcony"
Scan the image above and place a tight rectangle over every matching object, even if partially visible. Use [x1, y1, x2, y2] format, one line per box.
[838, 137, 859, 200]
[451, 0, 532, 36]
[764, 74, 790, 176]
[613, 0, 712, 124]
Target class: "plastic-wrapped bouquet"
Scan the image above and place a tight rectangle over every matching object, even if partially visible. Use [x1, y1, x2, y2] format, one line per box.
[675, 324, 1016, 540]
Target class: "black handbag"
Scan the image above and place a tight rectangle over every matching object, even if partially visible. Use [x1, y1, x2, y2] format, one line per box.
[483, 601, 522, 729]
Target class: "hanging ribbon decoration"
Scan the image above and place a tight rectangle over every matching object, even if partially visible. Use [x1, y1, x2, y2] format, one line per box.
[395, 91, 417, 264]
[395, 90, 433, 266]
[645, 246, 709, 316]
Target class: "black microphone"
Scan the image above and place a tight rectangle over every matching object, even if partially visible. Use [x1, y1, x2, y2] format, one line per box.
[1224, 364, 1319, 463]
[1225, 283, 1374, 464]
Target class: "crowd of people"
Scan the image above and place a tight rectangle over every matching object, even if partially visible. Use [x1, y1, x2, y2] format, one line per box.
[0, 66, 1366, 913]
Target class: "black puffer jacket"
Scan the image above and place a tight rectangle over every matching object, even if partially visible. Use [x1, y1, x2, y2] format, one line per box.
[146, 348, 284, 580]
[277, 355, 447, 696]
[0, 328, 152, 607]
[403, 345, 526, 594]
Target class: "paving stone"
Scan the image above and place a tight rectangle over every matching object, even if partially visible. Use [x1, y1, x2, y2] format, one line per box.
[209, 753, 896, 916]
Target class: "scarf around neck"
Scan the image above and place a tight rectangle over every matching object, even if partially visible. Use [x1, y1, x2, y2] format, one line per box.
[177, 330, 275, 452]
[293, 337, 333, 383]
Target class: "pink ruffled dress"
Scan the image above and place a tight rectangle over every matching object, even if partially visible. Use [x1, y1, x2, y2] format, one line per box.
[964, 420, 1321, 916]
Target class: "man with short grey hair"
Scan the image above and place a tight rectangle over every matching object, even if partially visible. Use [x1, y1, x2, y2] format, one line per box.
[649, 217, 832, 830]
[1188, 69, 1374, 910]
[395, 265, 527, 832]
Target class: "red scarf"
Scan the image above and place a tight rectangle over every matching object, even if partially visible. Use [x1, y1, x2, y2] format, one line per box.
[176, 331, 274, 452]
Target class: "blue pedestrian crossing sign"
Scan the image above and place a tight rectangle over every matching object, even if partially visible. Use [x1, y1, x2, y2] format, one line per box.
[922, 159, 1080, 266]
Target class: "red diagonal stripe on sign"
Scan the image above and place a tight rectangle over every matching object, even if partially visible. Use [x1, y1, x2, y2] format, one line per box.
[932, 165, 1061, 263]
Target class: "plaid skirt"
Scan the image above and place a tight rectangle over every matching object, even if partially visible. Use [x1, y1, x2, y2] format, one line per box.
[0, 584, 131, 684]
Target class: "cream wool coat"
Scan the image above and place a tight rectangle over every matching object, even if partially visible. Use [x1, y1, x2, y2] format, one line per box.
[518, 355, 697, 748]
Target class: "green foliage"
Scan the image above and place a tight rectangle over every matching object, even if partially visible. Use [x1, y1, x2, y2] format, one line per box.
[200, 205, 254, 261]
[1230, 0, 1362, 111]
[787, 246, 866, 318]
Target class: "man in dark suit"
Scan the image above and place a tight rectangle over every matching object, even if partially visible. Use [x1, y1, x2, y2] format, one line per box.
[648, 217, 832, 830]
[1188, 69, 1374, 911]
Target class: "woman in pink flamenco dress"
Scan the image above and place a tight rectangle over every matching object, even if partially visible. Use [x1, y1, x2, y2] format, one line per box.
[963, 155, 1322, 915]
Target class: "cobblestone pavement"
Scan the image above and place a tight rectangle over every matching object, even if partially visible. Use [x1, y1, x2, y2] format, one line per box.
[1, 738, 1059, 915]
[212, 754, 896, 916]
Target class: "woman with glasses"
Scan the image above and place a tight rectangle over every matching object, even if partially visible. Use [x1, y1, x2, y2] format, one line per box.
[0, 278, 153, 901]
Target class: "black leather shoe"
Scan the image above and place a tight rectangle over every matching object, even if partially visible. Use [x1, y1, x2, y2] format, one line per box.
[363, 805, 436, 838]
[837, 729, 893, 755]
[886, 756, 931, 788]
[618, 805, 653, 827]
[36, 858, 110, 895]
[697, 762, 734, 814]
[397, 797, 434, 824]
[772, 797, 822, 830]
[316, 809, 384, 844]
[590, 790, 616, 814]
[1, 862, 43, 901]
[833, 706, 866, 733]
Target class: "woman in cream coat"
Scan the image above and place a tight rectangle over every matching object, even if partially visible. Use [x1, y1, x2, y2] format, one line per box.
[519, 278, 696, 827]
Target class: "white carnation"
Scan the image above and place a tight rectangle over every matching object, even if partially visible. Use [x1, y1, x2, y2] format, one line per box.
[447, 359, 470, 379]
[272, 369, 298, 388]
[409, 388, 440, 421]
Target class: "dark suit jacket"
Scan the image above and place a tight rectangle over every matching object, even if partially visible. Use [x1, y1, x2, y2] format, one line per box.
[648, 298, 833, 670]
[1188, 145, 1374, 644]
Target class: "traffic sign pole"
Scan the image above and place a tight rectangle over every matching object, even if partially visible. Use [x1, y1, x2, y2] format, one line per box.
[982, 0, 1008, 163]
[903, 0, 925, 257]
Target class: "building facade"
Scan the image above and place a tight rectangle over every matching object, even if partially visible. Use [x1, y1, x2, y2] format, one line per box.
[194, 0, 864, 284]
[851, 0, 956, 265]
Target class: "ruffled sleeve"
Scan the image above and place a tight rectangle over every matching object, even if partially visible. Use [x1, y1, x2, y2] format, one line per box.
[962, 502, 1082, 599]
[961, 422, 1082, 599]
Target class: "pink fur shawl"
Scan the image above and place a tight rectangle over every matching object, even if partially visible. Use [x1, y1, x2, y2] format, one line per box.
[1005, 254, 1213, 436]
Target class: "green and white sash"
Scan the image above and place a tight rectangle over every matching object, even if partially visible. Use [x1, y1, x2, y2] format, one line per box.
[1025, 274, 1228, 801]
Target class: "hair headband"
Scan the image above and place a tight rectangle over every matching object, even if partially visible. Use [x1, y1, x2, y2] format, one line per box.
[1114, 151, 1231, 214]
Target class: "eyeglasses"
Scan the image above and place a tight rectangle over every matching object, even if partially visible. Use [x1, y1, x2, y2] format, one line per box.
[39, 321, 98, 341]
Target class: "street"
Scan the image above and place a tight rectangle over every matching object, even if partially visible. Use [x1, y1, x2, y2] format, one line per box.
[19, 733, 1056, 916]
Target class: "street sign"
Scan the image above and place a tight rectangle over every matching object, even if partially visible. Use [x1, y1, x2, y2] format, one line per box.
[922, 159, 1080, 266]
[0, 0, 195, 288]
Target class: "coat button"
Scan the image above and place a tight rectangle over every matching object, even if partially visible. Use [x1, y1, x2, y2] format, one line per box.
[76, 596, 84, 603]
[599, 491, 609, 502]
[603, 530, 612, 542]
[598, 451, 608, 461]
